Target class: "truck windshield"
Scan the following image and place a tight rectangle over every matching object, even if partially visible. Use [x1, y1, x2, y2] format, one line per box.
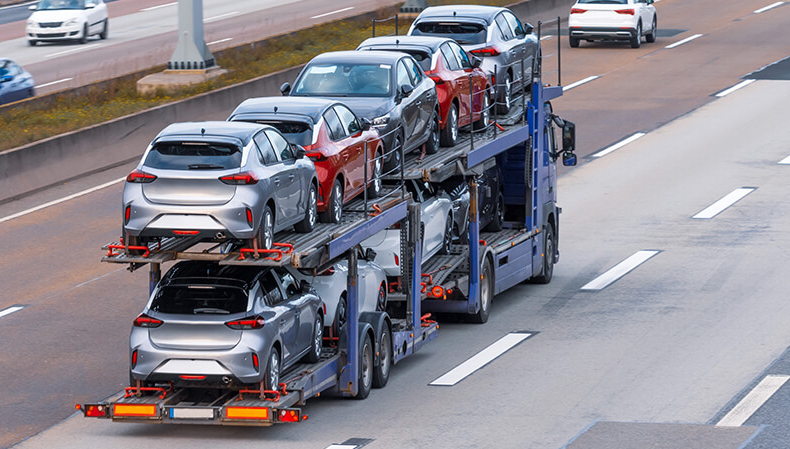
[150, 285, 249, 315]
[144, 142, 242, 170]
[411, 22, 488, 45]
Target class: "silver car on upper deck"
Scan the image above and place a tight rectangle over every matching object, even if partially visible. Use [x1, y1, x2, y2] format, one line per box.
[122, 121, 318, 249]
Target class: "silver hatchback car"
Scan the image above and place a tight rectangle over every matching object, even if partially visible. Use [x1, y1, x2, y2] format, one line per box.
[123, 121, 318, 250]
[130, 261, 324, 389]
[409, 5, 538, 114]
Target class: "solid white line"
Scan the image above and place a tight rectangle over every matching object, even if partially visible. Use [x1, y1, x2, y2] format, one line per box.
[36, 77, 73, 89]
[540, 35, 555, 41]
[778, 155, 790, 164]
[693, 188, 755, 219]
[141, 1, 177, 12]
[45, 43, 100, 58]
[592, 132, 646, 158]
[325, 446, 358, 449]
[0, 177, 124, 225]
[665, 34, 703, 49]
[717, 375, 790, 426]
[430, 333, 531, 386]
[311, 7, 355, 19]
[204, 11, 239, 23]
[715, 79, 756, 97]
[207, 38, 233, 46]
[563, 75, 599, 91]
[754, 1, 784, 13]
[0, 306, 25, 319]
[581, 250, 659, 291]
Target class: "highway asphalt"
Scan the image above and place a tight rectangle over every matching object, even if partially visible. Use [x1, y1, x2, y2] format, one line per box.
[2, 0, 790, 448]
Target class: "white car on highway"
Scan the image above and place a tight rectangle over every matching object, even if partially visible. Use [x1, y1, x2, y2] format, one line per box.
[26, 0, 109, 46]
[568, 0, 656, 49]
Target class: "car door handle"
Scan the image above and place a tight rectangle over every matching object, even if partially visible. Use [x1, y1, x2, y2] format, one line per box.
[273, 177, 280, 186]
[288, 174, 295, 181]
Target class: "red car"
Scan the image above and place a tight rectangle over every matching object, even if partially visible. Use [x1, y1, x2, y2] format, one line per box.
[229, 97, 384, 223]
[358, 36, 491, 147]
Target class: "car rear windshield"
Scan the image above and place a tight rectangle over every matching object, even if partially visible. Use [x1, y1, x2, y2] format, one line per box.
[411, 22, 488, 45]
[293, 63, 392, 97]
[251, 120, 313, 147]
[144, 142, 242, 170]
[150, 285, 249, 315]
[400, 50, 433, 71]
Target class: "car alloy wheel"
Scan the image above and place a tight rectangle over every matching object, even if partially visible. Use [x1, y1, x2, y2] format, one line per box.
[258, 206, 273, 250]
[266, 348, 280, 389]
[331, 181, 342, 223]
[370, 151, 382, 197]
[377, 282, 386, 311]
[474, 93, 490, 130]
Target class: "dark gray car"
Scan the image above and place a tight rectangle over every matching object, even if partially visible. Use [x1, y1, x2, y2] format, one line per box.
[130, 261, 324, 389]
[122, 121, 318, 250]
[408, 5, 538, 114]
[281, 51, 439, 170]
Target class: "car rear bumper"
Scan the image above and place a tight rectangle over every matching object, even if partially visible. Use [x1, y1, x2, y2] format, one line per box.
[131, 345, 264, 386]
[569, 26, 636, 40]
[124, 201, 256, 240]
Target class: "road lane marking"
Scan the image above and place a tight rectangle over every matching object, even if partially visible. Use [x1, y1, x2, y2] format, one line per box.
[592, 132, 645, 158]
[754, 1, 784, 13]
[430, 332, 532, 386]
[36, 77, 73, 89]
[45, 43, 100, 58]
[715, 79, 755, 97]
[0, 177, 124, 225]
[581, 250, 659, 291]
[207, 37, 233, 46]
[325, 446, 358, 449]
[778, 155, 790, 164]
[563, 75, 599, 91]
[693, 187, 755, 219]
[311, 7, 355, 19]
[204, 11, 239, 23]
[141, 1, 177, 11]
[665, 33, 703, 49]
[0, 306, 25, 318]
[717, 375, 790, 426]
[540, 35, 555, 41]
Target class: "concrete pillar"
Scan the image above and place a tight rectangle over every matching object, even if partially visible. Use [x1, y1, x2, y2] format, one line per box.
[167, 0, 215, 70]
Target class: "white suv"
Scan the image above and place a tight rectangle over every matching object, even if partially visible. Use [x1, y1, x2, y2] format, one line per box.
[26, 0, 109, 46]
[568, 0, 656, 48]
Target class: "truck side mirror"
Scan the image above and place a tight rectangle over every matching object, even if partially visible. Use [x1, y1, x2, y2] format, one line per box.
[562, 120, 575, 153]
[562, 151, 577, 166]
[280, 82, 291, 96]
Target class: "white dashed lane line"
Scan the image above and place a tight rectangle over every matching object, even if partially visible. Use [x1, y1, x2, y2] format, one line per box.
[0, 305, 25, 319]
[141, 1, 177, 12]
[581, 250, 660, 291]
[754, 1, 785, 13]
[715, 79, 755, 97]
[692, 187, 755, 219]
[204, 11, 239, 23]
[430, 332, 533, 386]
[45, 43, 99, 58]
[36, 77, 73, 89]
[592, 132, 646, 158]
[311, 7, 355, 19]
[778, 155, 790, 164]
[563, 75, 600, 91]
[665, 34, 703, 49]
[207, 38, 233, 46]
[717, 375, 790, 427]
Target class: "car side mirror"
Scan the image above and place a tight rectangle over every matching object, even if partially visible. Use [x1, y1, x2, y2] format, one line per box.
[361, 118, 372, 131]
[280, 82, 291, 96]
[28, 4, 36, 10]
[294, 144, 306, 159]
[523, 23, 534, 35]
[471, 55, 482, 68]
[365, 248, 377, 262]
[400, 84, 414, 98]
[300, 280, 312, 294]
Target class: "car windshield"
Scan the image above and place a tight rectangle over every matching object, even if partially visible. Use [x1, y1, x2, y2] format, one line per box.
[293, 63, 392, 97]
[411, 22, 488, 45]
[150, 285, 249, 315]
[144, 142, 242, 170]
[36, 0, 85, 10]
[250, 120, 313, 146]
[0, 61, 10, 78]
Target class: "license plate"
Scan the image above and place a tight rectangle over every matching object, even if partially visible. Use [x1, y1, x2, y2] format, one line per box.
[169, 407, 215, 419]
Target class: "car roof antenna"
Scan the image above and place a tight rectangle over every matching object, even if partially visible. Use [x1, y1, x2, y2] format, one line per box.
[201, 128, 206, 135]
[453, 10, 457, 16]
[274, 106, 278, 114]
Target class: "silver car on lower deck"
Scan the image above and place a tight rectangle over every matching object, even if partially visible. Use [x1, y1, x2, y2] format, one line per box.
[130, 261, 324, 389]
[123, 121, 318, 249]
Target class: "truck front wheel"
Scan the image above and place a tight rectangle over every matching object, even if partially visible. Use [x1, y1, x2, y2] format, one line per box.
[533, 225, 555, 284]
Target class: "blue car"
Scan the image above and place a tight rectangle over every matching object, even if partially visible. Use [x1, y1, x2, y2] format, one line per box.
[0, 59, 35, 105]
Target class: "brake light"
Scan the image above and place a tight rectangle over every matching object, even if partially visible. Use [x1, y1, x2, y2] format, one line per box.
[278, 409, 301, 422]
[126, 170, 156, 183]
[305, 151, 327, 161]
[615, 8, 634, 14]
[172, 230, 199, 235]
[179, 375, 206, 380]
[82, 404, 107, 418]
[394, 254, 399, 266]
[429, 76, 446, 85]
[125, 205, 131, 224]
[133, 314, 162, 328]
[470, 47, 500, 57]
[246, 208, 253, 226]
[131, 350, 138, 367]
[570, 8, 586, 13]
[252, 353, 259, 369]
[225, 315, 265, 330]
[219, 172, 258, 185]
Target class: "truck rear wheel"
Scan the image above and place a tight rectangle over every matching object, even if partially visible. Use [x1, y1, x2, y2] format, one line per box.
[469, 257, 493, 323]
[355, 334, 373, 399]
[373, 325, 391, 388]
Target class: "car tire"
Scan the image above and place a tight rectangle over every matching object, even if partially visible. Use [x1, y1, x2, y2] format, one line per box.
[28, 40, 37, 47]
[425, 111, 440, 154]
[100, 19, 108, 40]
[485, 191, 505, 232]
[334, 294, 347, 336]
[440, 103, 458, 147]
[438, 214, 452, 255]
[533, 224, 555, 284]
[265, 347, 280, 390]
[367, 147, 383, 198]
[79, 23, 88, 44]
[630, 22, 642, 48]
[376, 282, 387, 312]
[469, 256, 493, 323]
[385, 133, 402, 172]
[372, 325, 391, 389]
[294, 183, 317, 232]
[304, 314, 323, 363]
[497, 73, 512, 114]
[473, 91, 491, 130]
[569, 36, 580, 48]
[355, 334, 373, 399]
[254, 205, 274, 250]
[646, 16, 657, 43]
[320, 179, 343, 224]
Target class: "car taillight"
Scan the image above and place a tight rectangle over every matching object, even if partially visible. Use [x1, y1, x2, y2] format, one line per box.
[133, 314, 162, 328]
[219, 172, 258, 185]
[615, 8, 634, 14]
[570, 8, 586, 13]
[305, 151, 327, 161]
[131, 350, 138, 367]
[318, 267, 335, 276]
[126, 170, 156, 183]
[429, 76, 446, 85]
[125, 205, 131, 224]
[226, 315, 265, 330]
[470, 47, 500, 57]
[246, 208, 253, 226]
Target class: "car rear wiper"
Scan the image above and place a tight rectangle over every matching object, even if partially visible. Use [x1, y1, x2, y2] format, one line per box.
[193, 307, 230, 314]
[188, 163, 225, 169]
